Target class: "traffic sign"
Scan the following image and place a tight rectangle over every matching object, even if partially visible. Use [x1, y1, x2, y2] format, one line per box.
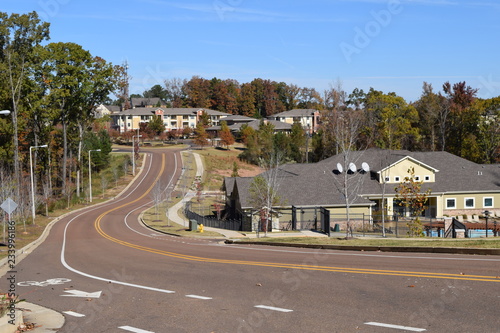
[1, 197, 18, 215]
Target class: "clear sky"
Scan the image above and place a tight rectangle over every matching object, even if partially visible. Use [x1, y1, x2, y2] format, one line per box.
[3, 0, 500, 102]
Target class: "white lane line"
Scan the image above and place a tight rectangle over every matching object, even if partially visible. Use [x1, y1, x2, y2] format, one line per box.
[254, 305, 293, 313]
[365, 322, 426, 332]
[119, 326, 155, 333]
[60, 154, 175, 295]
[185, 294, 213, 300]
[63, 311, 85, 318]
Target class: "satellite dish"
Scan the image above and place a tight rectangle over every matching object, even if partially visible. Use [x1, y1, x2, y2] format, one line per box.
[349, 163, 357, 173]
[361, 162, 370, 172]
[336, 163, 343, 173]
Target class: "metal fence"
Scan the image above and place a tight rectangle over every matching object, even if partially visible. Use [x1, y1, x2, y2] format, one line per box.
[184, 202, 245, 231]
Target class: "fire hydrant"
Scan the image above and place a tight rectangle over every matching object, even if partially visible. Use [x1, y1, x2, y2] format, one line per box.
[198, 224, 204, 233]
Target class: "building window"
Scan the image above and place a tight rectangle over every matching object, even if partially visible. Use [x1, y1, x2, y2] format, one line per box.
[394, 176, 400, 182]
[446, 198, 456, 209]
[414, 176, 420, 181]
[385, 176, 390, 182]
[424, 175, 430, 181]
[183, 115, 188, 120]
[464, 198, 475, 209]
[484, 197, 493, 208]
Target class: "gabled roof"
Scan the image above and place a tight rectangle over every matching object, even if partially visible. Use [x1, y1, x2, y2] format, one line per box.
[163, 108, 230, 117]
[221, 114, 255, 122]
[378, 155, 440, 174]
[232, 149, 500, 209]
[245, 119, 292, 131]
[271, 109, 318, 118]
[111, 107, 160, 116]
[131, 97, 166, 107]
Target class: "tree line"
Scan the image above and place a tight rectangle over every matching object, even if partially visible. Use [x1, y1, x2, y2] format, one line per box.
[135, 78, 499, 165]
[0, 12, 122, 221]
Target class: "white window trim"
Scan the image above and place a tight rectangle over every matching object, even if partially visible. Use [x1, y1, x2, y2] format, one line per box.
[483, 197, 494, 208]
[394, 176, 400, 182]
[424, 175, 431, 181]
[414, 175, 420, 181]
[464, 197, 475, 209]
[384, 176, 390, 182]
[446, 198, 456, 209]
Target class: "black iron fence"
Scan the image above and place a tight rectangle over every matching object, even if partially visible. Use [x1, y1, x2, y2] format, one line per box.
[184, 202, 245, 231]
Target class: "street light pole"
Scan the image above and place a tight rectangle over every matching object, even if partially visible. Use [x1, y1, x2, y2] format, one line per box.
[132, 134, 142, 176]
[88, 149, 101, 203]
[30, 144, 48, 225]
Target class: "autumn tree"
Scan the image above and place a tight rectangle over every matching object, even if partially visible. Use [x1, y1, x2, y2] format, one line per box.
[184, 76, 210, 108]
[219, 120, 235, 149]
[194, 122, 209, 148]
[442, 81, 479, 158]
[238, 83, 256, 117]
[394, 167, 431, 237]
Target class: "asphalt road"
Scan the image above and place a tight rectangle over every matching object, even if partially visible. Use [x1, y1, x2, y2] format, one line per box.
[3, 148, 500, 333]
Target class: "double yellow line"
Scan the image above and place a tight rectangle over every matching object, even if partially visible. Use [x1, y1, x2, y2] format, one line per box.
[94, 154, 500, 283]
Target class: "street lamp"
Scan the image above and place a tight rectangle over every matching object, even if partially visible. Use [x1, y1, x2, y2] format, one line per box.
[30, 144, 48, 225]
[0, 110, 11, 115]
[88, 149, 101, 203]
[483, 210, 490, 238]
[132, 134, 142, 176]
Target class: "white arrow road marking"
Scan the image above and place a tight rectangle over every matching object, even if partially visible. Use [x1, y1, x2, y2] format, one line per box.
[119, 326, 155, 333]
[185, 294, 213, 300]
[254, 305, 293, 313]
[63, 311, 85, 317]
[365, 322, 426, 332]
[61, 290, 102, 298]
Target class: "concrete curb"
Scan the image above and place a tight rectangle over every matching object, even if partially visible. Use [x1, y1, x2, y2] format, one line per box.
[138, 213, 183, 237]
[224, 240, 500, 256]
[20, 302, 65, 333]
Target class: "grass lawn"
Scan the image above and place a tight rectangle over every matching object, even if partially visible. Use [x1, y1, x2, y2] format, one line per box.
[240, 236, 500, 248]
[193, 144, 262, 191]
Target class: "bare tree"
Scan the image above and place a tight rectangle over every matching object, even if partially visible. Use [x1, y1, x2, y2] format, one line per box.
[100, 175, 109, 199]
[331, 108, 367, 238]
[249, 151, 285, 237]
[150, 181, 166, 216]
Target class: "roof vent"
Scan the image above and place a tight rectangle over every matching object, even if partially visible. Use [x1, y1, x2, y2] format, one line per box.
[478, 171, 483, 176]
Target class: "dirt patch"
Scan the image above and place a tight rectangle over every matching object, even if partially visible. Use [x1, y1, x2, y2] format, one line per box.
[213, 165, 262, 178]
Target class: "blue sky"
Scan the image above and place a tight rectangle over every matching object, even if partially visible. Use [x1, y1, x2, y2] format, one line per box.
[4, 0, 500, 102]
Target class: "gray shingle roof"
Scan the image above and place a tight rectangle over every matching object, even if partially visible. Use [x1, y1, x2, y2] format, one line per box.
[232, 148, 500, 209]
[131, 97, 165, 107]
[271, 109, 318, 118]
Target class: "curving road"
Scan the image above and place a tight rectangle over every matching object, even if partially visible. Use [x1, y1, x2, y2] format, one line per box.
[3, 147, 500, 333]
